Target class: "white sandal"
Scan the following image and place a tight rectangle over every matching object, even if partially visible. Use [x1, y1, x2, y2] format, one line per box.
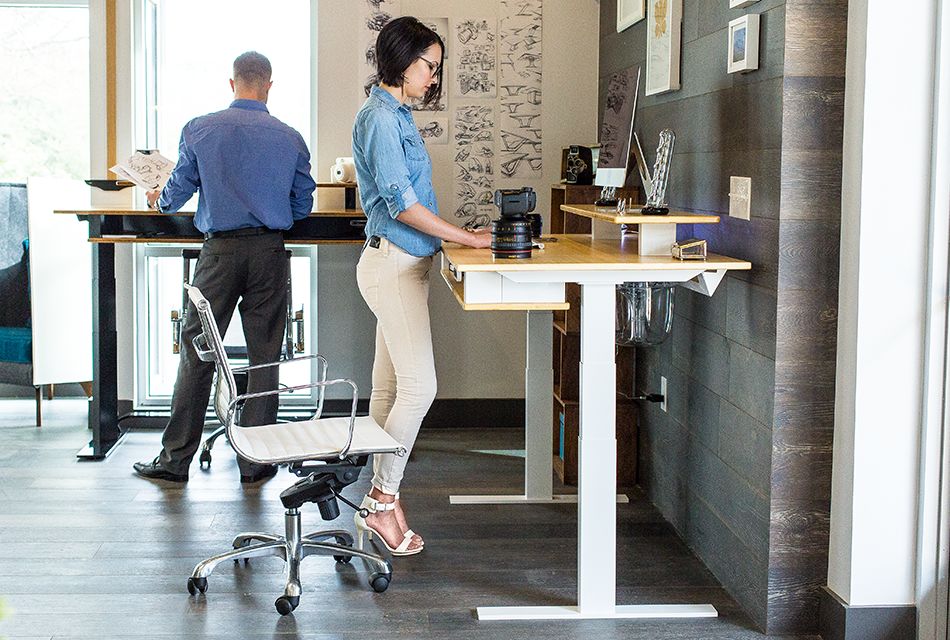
[354, 495, 424, 556]
[394, 492, 423, 547]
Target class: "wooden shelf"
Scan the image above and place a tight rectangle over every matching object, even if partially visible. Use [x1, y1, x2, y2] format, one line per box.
[549, 184, 640, 488]
[560, 203, 719, 225]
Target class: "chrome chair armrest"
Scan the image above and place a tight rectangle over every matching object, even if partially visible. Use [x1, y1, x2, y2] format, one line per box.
[231, 355, 328, 418]
[226, 377, 359, 459]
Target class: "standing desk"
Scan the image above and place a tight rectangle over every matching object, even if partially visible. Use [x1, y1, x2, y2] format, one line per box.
[56, 184, 364, 459]
[440, 227, 750, 621]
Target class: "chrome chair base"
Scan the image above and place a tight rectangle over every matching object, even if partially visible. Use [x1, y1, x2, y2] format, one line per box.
[187, 507, 393, 614]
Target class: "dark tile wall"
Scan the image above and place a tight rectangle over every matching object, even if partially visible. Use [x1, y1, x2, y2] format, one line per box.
[599, 0, 845, 633]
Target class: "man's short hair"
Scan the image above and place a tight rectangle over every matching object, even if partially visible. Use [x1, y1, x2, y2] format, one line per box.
[233, 51, 272, 87]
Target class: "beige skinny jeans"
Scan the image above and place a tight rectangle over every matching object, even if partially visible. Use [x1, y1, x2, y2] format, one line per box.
[356, 237, 437, 494]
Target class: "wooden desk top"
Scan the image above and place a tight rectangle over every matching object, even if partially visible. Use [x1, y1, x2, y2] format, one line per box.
[54, 207, 363, 218]
[560, 204, 719, 225]
[442, 234, 751, 273]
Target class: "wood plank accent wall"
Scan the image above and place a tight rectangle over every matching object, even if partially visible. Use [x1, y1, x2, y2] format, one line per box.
[598, 0, 846, 633]
[768, 0, 847, 634]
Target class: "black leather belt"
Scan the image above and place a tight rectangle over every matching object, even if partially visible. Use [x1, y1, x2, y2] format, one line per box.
[203, 226, 280, 240]
[368, 235, 381, 248]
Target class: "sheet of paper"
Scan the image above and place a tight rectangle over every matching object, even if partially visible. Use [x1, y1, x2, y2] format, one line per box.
[110, 151, 175, 190]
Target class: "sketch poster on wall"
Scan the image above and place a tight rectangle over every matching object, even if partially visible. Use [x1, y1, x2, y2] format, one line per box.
[645, 0, 681, 96]
[415, 115, 448, 145]
[599, 66, 638, 169]
[359, 0, 401, 106]
[453, 18, 496, 99]
[498, 0, 542, 178]
[453, 104, 495, 228]
[420, 17, 449, 58]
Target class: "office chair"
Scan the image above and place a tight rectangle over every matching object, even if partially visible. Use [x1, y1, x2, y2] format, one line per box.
[181, 284, 405, 615]
[171, 249, 306, 468]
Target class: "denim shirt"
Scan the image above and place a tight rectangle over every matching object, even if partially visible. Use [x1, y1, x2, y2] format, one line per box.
[352, 86, 441, 257]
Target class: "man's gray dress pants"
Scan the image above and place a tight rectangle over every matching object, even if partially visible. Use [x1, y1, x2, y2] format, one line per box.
[158, 230, 288, 477]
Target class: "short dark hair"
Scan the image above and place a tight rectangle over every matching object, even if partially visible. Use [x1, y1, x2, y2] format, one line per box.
[233, 51, 272, 88]
[375, 17, 444, 107]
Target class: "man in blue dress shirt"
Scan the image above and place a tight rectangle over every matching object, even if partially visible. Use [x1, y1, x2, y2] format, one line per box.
[133, 51, 316, 484]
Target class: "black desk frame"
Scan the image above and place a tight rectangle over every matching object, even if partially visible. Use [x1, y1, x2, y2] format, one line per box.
[76, 208, 364, 459]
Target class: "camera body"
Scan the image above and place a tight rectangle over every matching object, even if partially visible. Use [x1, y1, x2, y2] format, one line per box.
[491, 187, 537, 259]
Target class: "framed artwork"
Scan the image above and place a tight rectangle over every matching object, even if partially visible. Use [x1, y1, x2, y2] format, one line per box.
[617, 0, 645, 32]
[727, 14, 760, 74]
[645, 0, 682, 96]
[729, 0, 759, 8]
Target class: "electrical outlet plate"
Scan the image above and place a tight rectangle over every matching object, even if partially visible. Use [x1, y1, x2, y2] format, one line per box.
[729, 176, 751, 220]
[660, 376, 668, 412]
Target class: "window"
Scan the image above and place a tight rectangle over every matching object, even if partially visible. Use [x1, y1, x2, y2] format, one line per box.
[0, 4, 89, 182]
[131, 1, 318, 408]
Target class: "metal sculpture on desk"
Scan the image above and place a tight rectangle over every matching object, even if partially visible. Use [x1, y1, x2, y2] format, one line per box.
[642, 129, 675, 215]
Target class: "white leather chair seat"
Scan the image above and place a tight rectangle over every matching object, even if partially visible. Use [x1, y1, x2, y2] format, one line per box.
[230, 415, 402, 464]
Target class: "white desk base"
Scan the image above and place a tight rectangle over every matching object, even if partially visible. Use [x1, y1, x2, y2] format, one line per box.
[449, 309, 629, 506]
[450, 493, 629, 505]
[477, 604, 719, 621]
[469, 282, 717, 622]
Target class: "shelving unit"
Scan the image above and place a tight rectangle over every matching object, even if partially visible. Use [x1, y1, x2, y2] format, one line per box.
[549, 183, 638, 487]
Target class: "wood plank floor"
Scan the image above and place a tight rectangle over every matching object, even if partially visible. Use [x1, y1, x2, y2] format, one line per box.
[0, 399, 817, 639]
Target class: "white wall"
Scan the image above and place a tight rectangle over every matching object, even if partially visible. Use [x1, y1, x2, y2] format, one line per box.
[315, 0, 600, 399]
[829, 0, 939, 608]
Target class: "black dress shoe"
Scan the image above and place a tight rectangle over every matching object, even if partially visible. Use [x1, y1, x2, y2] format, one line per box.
[240, 464, 279, 484]
[133, 456, 188, 482]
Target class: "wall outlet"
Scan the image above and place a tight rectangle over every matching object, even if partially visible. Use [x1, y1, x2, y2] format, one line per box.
[729, 176, 752, 220]
[660, 376, 668, 413]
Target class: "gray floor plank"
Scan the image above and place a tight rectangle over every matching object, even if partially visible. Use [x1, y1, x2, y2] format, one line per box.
[0, 399, 815, 639]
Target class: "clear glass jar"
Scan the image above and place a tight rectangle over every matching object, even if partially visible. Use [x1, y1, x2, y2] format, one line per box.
[615, 282, 676, 346]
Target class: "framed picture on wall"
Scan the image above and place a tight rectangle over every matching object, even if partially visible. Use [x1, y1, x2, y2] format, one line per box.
[617, 0, 645, 32]
[727, 14, 760, 74]
[645, 0, 682, 96]
[729, 0, 760, 8]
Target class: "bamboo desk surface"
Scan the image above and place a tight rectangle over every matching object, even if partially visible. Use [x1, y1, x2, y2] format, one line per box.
[442, 234, 751, 273]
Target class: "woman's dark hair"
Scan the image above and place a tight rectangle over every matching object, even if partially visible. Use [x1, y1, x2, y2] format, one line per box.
[375, 16, 444, 107]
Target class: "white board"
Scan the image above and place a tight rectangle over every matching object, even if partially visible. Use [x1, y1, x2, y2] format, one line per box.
[26, 178, 93, 386]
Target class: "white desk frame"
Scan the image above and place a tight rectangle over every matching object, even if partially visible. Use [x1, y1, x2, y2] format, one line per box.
[468, 267, 725, 622]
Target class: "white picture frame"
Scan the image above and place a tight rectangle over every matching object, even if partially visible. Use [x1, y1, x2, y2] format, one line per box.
[645, 0, 682, 96]
[617, 0, 645, 32]
[727, 14, 760, 74]
[729, 0, 760, 8]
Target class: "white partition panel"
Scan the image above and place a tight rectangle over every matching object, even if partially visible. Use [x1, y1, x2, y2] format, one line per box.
[26, 178, 93, 386]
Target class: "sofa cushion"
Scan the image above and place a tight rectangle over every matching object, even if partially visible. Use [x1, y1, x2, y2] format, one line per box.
[0, 326, 32, 364]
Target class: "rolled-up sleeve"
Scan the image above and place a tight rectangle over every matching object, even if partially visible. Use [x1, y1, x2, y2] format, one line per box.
[158, 120, 200, 214]
[356, 110, 418, 218]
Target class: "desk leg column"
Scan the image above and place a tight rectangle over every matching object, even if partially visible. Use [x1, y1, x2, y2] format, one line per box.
[524, 310, 554, 500]
[577, 282, 617, 614]
[80, 238, 120, 459]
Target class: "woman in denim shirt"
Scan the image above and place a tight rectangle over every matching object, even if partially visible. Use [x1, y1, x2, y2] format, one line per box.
[352, 17, 491, 556]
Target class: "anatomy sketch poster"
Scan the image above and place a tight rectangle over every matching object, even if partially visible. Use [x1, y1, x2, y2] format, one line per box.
[498, 0, 542, 178]
[452, 104, 496, 229]
[453, 18, 497, 99]
[359, 0, 401, 106]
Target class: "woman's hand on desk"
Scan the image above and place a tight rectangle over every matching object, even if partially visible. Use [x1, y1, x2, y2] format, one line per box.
[397, 203, 492, 249]
[146, 190, 161, 210]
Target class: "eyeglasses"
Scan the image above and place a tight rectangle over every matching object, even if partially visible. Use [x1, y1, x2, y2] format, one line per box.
[418, 56, 441, 77]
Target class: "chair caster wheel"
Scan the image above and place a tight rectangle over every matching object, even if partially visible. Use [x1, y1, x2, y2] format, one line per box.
[333, 553, 352, 564]
[275, 595, 299, 615]
[187, 577, 208, 595]
[369, 572, 391, 593]
[199, 450, 211, 468]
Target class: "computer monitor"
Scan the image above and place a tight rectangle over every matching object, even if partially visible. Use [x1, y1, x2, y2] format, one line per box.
[595, 66, 641, 188]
